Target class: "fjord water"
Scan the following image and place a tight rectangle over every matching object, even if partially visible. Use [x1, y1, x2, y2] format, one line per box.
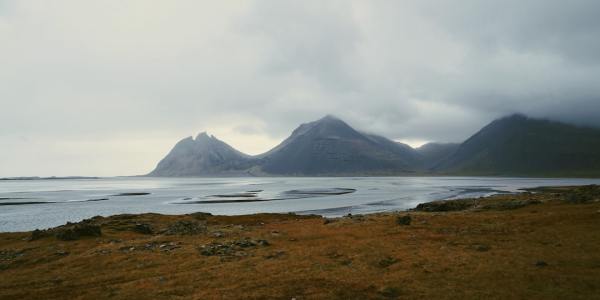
[2, 176, 600, 232]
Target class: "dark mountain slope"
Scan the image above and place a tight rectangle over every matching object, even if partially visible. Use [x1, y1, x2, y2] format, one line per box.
[433, 114, 600, 176]
[258, 115, 421, 175]
[416, 143, 460, 168]
[148, 114, 600, 177]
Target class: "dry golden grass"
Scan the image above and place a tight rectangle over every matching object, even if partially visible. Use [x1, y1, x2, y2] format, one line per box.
[1, 187, 600, 299]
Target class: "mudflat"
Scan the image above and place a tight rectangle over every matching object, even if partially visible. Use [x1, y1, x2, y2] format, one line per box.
[1, 185, 599, 299]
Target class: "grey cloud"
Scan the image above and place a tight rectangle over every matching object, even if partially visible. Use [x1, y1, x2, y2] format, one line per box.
[418, 0, 600, 63]
[1, 1, 600, 176]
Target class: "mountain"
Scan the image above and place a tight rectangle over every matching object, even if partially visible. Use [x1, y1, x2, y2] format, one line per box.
[416, 143, 459, 168]
[433, 114, 600, 176]
[148, 114, 600, 177]
[257, 115, 421, 175]
[148, 132, 255, 176]
[148, 115, 422, 176]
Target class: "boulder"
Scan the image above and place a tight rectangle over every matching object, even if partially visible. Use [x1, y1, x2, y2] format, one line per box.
[164, 220, 206, 235]
[133, 223, 153, 235]
[396, 215, 412, 226]
[55, 223, 101, 241]
[415, 199, 478, 212]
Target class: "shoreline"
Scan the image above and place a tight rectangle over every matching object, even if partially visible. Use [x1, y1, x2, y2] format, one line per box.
[3, 178, 600, 234]
[1, 185, 599, 299]
[4, 174, 600, 181]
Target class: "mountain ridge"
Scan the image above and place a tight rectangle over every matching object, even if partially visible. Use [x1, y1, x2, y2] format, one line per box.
[432, 114, 600, 176]
[148, 114, 600, 177]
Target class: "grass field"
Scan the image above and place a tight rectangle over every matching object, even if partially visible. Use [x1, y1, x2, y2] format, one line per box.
[1, 186, 599, 299]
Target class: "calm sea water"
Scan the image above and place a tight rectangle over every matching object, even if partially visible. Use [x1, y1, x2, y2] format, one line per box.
[1, 176, 599, 232]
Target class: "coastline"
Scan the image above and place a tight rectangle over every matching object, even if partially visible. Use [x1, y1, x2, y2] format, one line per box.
[1, 185, 599, 299]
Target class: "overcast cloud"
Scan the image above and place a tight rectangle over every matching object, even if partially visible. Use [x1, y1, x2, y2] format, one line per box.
[1, 0, 600, 176]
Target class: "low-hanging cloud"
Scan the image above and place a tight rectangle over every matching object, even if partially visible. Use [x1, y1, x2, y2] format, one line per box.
[1, 0, 599, 176]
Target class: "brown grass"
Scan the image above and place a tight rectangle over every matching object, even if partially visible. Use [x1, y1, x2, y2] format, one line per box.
[1, 187, 600, 299]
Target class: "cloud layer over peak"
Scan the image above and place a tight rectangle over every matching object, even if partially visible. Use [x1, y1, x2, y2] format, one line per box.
[1, 1, 599, 176]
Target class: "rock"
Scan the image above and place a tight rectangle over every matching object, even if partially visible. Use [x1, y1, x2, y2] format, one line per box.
[396, 215, 412, 226]
[535, 260, 548, 267]
[119, 241, 182, 252]
[55, 223, 101, 241]
[378, 257, 398, 268]
[256, 239, 270, 246]
[264, 250, 286, 259]
[29, 229, 48, 241]
[118, 246, 136, 253]
[95, 249, 111, 255]
[212, 231, 224, 238]
[563, 185, 600, 203]
[234, 239, 257, 248]
[0, 249, 25, 261]
[379, 286, 402, 298]
[415, 199, 478, 212]
[474, 244, 491, 252]
[133, 223, 153, 234]
[164, 220, 206, 235]
[198, 243, 234, 257]
[55, 250, 69, 256]
[198, 238, 269, 258]
[189, 212, 212, 220]
[159, 242, 181, 252]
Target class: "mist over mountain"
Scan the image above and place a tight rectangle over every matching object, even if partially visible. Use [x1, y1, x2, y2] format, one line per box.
[148, 114, 600, 177]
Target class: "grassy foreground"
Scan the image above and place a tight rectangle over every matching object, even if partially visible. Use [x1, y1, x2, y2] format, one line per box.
[1, 186, 600, 299]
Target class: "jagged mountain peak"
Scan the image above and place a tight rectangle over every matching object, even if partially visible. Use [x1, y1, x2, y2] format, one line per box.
[150, 114, 424, 176]
[148, 132, 252, 176]
[195, 131, 211, 141]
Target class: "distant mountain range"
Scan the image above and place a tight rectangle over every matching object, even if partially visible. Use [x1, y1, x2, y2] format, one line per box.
[148, 114, 600, 177]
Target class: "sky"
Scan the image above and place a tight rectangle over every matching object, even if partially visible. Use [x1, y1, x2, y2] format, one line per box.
[1, 0, 600, 177]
